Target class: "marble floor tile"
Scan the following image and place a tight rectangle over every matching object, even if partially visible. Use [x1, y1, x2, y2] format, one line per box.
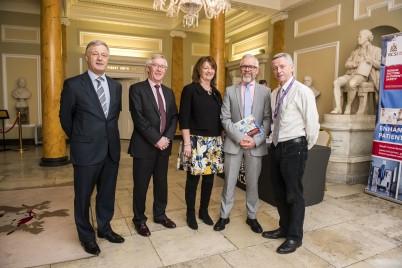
[221, 242, 332, 268]
[325, 183, 366, 198]
[52, 236, 163, 268]
[218, 213, 275, 249]
[352, 209, 402, 246]
[166, 254, 231, 268]
[150, 225, 237, 266]
[303, 222, 398, 268]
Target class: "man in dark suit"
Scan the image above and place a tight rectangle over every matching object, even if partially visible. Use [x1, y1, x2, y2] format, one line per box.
[128, 54, 178, 237]
[60, 40, 124, 256]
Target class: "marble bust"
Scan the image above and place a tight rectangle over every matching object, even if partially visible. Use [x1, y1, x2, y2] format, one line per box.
[303, 76, 321, 98]
[12, 78, 31, 124]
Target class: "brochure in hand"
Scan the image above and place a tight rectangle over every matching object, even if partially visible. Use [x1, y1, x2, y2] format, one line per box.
[234, 114, 263, 137]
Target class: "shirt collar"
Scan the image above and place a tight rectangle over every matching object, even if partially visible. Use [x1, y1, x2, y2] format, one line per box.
[280, 77, 294, 92]
[87, 70, 106, 81]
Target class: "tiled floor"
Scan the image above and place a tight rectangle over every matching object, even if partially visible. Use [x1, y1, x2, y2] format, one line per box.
[1, 140, 402, 268]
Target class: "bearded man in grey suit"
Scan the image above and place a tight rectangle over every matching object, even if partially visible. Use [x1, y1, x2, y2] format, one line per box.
[214, 54, 272, 233]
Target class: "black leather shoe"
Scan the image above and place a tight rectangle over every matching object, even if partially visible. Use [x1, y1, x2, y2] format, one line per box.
[98, 231, 125, 243]
[277, 239, 302, 254]
[154, 217, 176, 228]
[135, 223, 151, 237]
[262, 228, 287, 239]
[213, 217, 230, 231]
[81, 240, 101, 256]
[199, 209, 214, 225]
[246, 218, 263, 233]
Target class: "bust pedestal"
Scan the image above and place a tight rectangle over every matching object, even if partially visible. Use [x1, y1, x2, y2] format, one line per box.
[321, 114, 375, 184]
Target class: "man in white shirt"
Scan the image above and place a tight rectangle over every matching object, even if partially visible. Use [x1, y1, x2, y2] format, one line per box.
[262, 53, 320, 254]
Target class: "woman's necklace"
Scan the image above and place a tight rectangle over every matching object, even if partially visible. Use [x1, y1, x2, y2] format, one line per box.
[201, 83, 212, 95]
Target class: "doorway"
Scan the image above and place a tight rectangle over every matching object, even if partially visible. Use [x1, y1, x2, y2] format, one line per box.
[116, 78, 140, 139]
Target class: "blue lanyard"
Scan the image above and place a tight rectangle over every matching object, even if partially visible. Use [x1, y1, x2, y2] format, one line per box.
[274, 78, 295, 119]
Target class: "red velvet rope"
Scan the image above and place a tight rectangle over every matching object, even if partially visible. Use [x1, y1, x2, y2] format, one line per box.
[0, 117, 19, 134]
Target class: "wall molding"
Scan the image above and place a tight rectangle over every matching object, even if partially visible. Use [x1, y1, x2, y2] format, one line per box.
[231, 32, 269, 59]
[79, 31, 163, 58]
[354, 0, 402, 21]
[293, 42, 339, 78]
[294, 5, 341, 38]
[1, 25, 40, 44]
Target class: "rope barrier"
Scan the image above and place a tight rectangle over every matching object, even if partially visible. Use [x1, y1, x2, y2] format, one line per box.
[0, 116, 19, 134]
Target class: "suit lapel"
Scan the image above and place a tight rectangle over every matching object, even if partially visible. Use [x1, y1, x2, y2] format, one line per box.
[81, 73, 105, 117]
[106, 76, 116, 119]
[235, 84, 243, 118]
[144, 81, 160, 115]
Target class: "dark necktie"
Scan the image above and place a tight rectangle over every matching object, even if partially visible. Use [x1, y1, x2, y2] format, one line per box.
[244, 83, 252, 117]
[96, 77, 107, 117]
[155, 84, 166, 133]
[272, 88, 283, 146]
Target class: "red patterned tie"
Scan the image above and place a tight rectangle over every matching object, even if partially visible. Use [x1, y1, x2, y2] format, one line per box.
[155, 84, 166, 133]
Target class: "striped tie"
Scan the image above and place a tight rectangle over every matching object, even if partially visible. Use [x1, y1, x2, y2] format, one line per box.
[96, 77, 107, 117]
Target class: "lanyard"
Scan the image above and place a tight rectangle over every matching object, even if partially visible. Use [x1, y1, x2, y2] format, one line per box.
[274, 78, 295, 119]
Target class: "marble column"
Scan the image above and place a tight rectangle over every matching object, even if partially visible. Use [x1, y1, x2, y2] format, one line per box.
[40, 0, 69, 166]
[210, 13, 226, 95]
[270, 12, 287, 89]
[170, 30, 185, 135]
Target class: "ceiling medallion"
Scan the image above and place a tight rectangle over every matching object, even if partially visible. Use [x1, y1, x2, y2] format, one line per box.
[153, 0, 231, 28]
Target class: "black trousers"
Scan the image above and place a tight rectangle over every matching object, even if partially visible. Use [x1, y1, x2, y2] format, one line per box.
[270, 137, 308, 241]
[73, 154, 119, 242]
[132, 155, 169, 225]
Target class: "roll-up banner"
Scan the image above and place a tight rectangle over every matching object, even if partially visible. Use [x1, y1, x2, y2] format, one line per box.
[365, 32, 402, 204]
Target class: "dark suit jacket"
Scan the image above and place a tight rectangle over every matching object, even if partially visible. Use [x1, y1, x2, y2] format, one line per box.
[59, 71, 122, 166]
[128, 79, 178, 158]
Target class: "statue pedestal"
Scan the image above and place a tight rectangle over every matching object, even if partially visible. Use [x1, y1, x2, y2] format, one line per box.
[321, 114, 375, 184]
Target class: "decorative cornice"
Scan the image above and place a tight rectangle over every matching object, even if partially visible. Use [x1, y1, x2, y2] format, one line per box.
[271, 11, 288, 24]
[170, 30, 187, 38]
[61, 17, 70, 26]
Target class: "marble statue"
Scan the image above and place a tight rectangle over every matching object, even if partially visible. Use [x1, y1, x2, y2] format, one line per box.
[331, 29, 381, 114]
[12, 78, 31, 124]
[303, 76, 321, 98]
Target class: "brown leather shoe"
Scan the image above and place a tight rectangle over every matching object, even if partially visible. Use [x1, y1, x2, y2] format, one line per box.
[135, 223, 151, 237]
[154, 217, 176, 228]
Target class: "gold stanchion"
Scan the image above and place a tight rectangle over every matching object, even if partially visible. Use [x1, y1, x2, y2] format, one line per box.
[13, 112, 29, 153]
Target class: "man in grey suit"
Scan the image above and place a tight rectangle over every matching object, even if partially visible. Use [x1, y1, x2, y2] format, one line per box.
[214, 54, 271, 233]
[60, 40, 124, 256]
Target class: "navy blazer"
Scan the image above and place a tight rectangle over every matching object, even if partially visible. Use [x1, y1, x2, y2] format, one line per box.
[59, 71, 122, 166]
[128, 79, 178, 158]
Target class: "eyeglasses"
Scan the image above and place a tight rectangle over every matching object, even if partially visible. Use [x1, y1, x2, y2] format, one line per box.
[150, 63, 168, 70]
[240, 65, 258, 70]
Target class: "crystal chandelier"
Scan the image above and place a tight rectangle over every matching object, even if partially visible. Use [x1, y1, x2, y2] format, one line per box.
[153, 0, 231, 27]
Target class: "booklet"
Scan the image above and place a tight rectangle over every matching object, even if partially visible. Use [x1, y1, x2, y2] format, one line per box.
[234, 114, 263, 137]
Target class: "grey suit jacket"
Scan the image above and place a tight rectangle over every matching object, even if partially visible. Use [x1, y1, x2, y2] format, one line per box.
[220, 82, 271, 156]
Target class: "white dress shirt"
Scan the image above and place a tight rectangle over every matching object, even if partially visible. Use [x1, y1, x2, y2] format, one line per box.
[271, 77, 320, 149]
